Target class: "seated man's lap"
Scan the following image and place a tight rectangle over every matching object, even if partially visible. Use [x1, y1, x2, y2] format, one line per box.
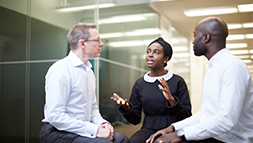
[39, 123, 128, 143]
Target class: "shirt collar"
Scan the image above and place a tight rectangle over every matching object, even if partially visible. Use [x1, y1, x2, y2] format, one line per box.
[144, 69, 173, 83]
[207, 48, 228, 68]
[68, 50, 92, 69]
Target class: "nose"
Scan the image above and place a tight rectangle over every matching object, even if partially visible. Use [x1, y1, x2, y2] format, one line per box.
[148, 52, 154, 57]
[99, 40, 104, 47]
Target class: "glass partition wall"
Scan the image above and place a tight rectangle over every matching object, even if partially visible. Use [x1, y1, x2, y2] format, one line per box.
[0, 0, 190, 142]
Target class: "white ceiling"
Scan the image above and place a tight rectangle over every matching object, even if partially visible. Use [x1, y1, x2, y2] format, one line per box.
[150, 0, 253, 66]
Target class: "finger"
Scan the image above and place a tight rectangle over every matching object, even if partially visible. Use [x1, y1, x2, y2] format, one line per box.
[158, 84, 164, 91]
[111, 97, 119, 105]
[159, 78, 168, 88]
[146, 134, 155, 143]
[124, 99, 129, 106]
[113, 93, 121, 100]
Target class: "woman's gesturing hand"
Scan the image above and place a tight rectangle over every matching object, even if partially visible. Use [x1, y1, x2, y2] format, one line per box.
[111, 93, 131, 112]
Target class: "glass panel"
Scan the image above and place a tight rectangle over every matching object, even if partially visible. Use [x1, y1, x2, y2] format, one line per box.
[0, 3, 27, 62]
[0, 0, 27, 142]
[0, 64, 26, 142]
[170, 26, 190, 88]
[97, 2, 160, 137]
[29, 62, 55, 142]
[99, 60, 146, 137]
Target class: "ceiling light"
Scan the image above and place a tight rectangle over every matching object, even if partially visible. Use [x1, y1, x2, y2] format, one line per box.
[236, 55, 250, 59]
[227, 23, 242, 29]
[238, 3, 253, 12]
[171, 38, 188, 44]
[100, 33, 123, 38]
[243, 22, 253, 28]
[56, 3, 115, 12]
[173, 53, 190, 58]
[173, 46, 189, 52]
[226, 43, 248, 49]
[183, 6, 238, 17]
[230, 50, 249, 55]
[107, 39, 153, 47]
[248, 65, 253, 69]
[124, 28, 161, 36]
[245, 34, 253, 39]
[99, 13, 156, 24]
[242, 59, 252, 63]
[227, 34, 245, 40]
[100, 28, 161, 39]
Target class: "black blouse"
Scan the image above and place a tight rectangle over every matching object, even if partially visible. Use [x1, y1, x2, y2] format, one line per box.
[119, 73, 192, 130]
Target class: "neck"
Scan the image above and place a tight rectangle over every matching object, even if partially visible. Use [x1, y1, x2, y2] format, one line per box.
[72, 49, 89, 65]
[205, 47, 224, 60]
[149, 68, 167, 77]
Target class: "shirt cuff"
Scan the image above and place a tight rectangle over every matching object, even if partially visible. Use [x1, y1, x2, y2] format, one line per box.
[183, 125, 199, 140]
[81, 122, 98, 138]
[172, 120, 185, 131]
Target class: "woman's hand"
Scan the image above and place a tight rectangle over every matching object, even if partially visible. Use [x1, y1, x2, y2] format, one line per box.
[111, 93, 131, 112]
[158, 77, 176, 106]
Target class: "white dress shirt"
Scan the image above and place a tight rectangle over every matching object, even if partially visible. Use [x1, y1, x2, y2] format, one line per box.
[42, 51, 108, 138]
[173, 48, 253, 143]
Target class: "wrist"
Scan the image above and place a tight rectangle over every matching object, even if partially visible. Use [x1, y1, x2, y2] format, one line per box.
[177, 129, 186, 141]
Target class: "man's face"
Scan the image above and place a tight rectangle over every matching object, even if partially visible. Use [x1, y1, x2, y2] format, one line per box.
[85, 28, 103, 59]
[192, 27, 207, 56]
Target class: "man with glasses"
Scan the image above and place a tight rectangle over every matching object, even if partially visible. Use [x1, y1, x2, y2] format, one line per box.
[39, 23, 128, 143]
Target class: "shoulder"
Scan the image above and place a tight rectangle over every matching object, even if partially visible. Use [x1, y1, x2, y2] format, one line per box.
[221, 53, 248, 74]
[169, 74, 186, 83]
[134, 77, 145, 85]
[46, 57, 72, 78]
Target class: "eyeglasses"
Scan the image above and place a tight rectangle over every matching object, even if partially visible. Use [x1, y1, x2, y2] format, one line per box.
[81, 39, 101, 44]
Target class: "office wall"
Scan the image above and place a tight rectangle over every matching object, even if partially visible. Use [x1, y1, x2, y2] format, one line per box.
[0, 5, 68, 142]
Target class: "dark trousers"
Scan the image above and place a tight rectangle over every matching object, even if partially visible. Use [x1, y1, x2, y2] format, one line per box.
[39, 123, 129, 143]
[129, 128, 157, 143]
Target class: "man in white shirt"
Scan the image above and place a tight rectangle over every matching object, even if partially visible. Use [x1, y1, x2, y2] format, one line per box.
[39, 23, 128, 143]
[146, 17, 253, 143]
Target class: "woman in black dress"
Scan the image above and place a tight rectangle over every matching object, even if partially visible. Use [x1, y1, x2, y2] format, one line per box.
[111, 37, 192, 143]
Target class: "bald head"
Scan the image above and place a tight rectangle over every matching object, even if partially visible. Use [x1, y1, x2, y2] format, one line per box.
[193, 17, 229, 59]
[197, 17, 228, 41]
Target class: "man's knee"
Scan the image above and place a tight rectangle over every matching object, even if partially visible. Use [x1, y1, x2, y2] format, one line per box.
[114, 132, 129, 143]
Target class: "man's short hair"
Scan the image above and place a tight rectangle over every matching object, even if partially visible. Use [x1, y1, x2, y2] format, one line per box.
[67, 23, 97, 49]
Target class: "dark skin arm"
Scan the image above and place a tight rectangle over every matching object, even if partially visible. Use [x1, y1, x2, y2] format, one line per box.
[146, 125, 175, 143]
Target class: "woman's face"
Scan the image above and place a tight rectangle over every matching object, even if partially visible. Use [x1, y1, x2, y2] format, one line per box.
[146, 42, 166, 69]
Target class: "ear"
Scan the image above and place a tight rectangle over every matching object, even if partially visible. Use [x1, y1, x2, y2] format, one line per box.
[203, 33, 211, 43]
[163, 56, 169, 63]
[79, 39, 86, 48]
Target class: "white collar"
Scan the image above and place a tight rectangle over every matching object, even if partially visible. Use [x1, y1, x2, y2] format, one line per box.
[144, 69, 173, 83]
[69, 50, 92, 69]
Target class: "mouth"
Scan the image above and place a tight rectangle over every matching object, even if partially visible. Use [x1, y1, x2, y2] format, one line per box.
[146, 59, 154, 64]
